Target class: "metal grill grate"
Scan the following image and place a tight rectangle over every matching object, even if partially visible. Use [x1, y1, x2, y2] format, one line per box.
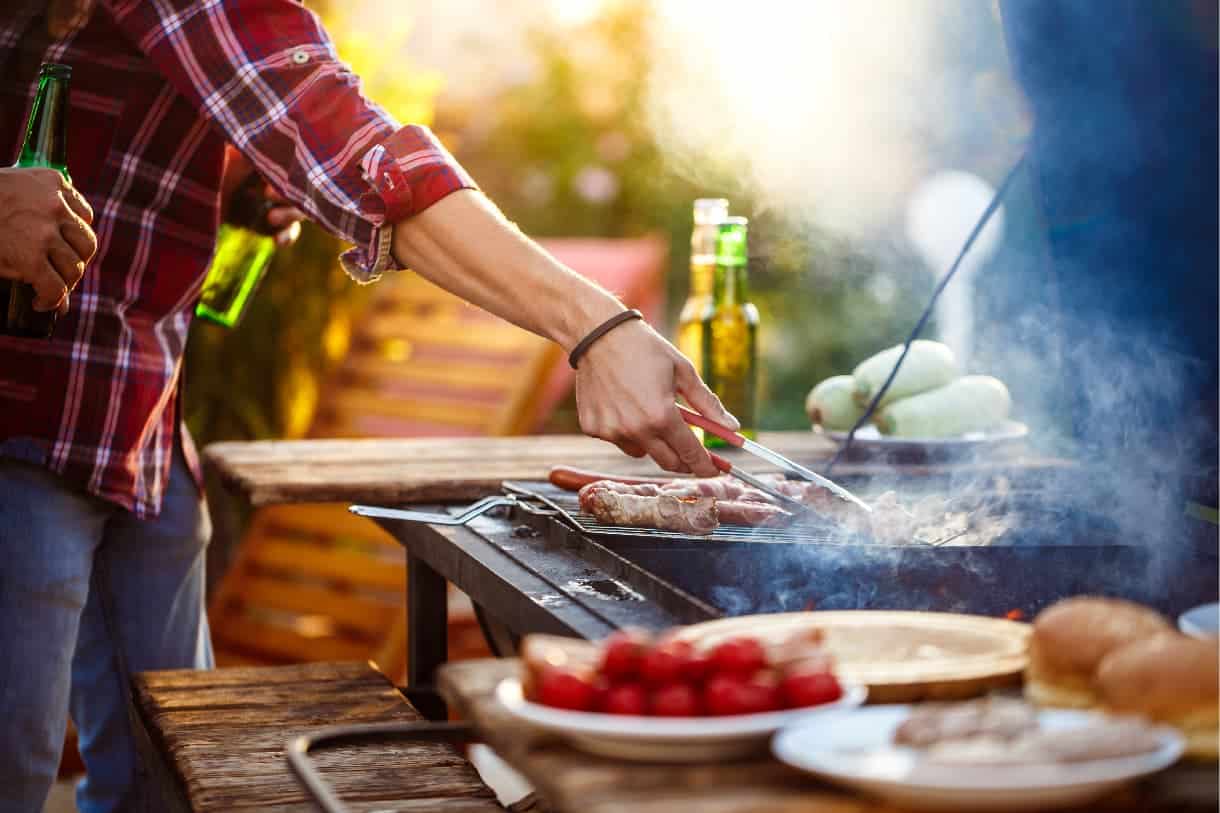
[540, 489, 851, 545]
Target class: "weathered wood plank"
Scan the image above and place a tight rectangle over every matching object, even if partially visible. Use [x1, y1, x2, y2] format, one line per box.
[138, 661, 373, 688]
[134, 662, 500, 812]
[204, 432, 1066, 507]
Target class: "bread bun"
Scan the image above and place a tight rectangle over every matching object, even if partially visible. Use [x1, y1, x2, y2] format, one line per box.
[1025, 597, 1170, 708]
[1097, 634, 1219, 760]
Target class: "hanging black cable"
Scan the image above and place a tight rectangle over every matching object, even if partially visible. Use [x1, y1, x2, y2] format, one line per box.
[825, 151, 1027, 473]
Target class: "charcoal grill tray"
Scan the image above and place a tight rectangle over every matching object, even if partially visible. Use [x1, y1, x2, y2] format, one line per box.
[499, 481, 1198, 617]
[504, 481, 1092, 547]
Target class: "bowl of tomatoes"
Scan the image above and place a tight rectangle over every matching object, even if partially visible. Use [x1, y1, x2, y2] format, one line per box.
[497, 628, 866, 762]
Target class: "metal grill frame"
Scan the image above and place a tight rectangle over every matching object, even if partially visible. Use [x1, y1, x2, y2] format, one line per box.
[504, 481, 855, 545]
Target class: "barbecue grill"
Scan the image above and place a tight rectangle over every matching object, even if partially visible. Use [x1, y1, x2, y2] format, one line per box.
[494, 479, 1176, 616]
[362, 466, 1217, 715]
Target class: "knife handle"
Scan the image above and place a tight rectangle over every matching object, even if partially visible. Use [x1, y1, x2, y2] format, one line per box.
[676, 404, 745, 448]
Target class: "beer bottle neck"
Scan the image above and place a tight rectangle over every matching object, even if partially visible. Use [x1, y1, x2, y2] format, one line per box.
[17, 71, 70, 178]
[714, 263, 749, 305]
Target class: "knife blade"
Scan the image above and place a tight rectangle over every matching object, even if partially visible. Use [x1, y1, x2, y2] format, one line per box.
[679, 404, 872, 513]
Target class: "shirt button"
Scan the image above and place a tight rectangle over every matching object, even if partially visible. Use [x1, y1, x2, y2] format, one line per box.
[292, 50, 310, 65]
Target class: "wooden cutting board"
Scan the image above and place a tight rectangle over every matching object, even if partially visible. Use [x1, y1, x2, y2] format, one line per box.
[675, 611, 1030, 703]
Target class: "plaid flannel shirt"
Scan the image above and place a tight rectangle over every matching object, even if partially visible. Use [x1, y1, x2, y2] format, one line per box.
[0, 0, 475, 517]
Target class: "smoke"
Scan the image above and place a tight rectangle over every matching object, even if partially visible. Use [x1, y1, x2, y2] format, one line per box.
[644, 0, 992, 236]
[644, 0, 1214, 616]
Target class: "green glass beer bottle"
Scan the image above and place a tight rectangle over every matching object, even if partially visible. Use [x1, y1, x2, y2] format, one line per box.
[195, 171, 277, 328]
[700, 216, 758, 447]
[678, 198, 729, 443]
[3, 63, 72, 339]
[677, 198, 729, 375]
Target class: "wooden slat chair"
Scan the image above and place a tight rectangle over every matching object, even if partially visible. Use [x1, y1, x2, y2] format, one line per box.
[208, 236, 668, 683]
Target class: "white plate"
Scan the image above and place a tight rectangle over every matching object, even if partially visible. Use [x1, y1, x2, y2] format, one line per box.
[1178, 602, 1220, 638]
[495, 677, 867, 762]
[822, 420, 1028, 460]
[772, 705, 1184, 812]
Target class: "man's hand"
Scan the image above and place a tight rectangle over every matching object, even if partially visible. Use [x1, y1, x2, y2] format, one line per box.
[220, 145, 305, 247]
[263, 189, 305, 248]
[574, 319, 739, 477]
[0, 167, 97, 313]
[392, 189, 740, 477]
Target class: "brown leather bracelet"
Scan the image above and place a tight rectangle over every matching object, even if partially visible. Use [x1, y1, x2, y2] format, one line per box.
[568, 309, 644, 369]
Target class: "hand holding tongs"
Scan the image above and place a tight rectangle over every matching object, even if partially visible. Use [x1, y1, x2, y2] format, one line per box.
[678, 404, 872, 513]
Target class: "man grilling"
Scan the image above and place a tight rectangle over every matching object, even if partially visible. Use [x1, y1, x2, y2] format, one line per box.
[0, 2, 736, 810]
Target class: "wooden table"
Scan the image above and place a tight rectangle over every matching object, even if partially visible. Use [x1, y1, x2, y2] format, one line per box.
[132, 661, 501, 812]
[202, 432, 1064, 507]
[438, 658, 1219, 813]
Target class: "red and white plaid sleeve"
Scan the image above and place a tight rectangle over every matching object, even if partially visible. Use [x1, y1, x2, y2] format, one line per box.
[103, 0, 476, 281]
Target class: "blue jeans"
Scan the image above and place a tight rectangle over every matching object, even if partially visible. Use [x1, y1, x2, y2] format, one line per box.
[0, 446, 213, 813]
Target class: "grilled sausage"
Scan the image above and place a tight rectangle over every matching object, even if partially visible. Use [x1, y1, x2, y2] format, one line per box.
[579, 486, 718, 535]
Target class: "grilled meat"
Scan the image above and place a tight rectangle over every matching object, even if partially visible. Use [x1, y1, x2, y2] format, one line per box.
[715, 499, 792, 527]
[577, 479, 789, 528]
[567, 471, 960, 543]
[579, 485, 718, 535]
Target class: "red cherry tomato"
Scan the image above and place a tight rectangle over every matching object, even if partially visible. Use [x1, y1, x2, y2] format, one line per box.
[600, 630, 650, 680]
[602, 682, 649, 716]
[780, 671, 843, 708]
[590, 677, 611, 711]
[708, 637, 768, 677]
[738, 674, 782, 714]
[678, 647, 713, 684]
[640, 642, 687, 686]
[650, 683, 702, 717]
[704, 673, 780, 715]
[537, 668, 597, 711]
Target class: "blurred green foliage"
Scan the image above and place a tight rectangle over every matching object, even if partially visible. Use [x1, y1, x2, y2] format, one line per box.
[441, 1, 932, 431]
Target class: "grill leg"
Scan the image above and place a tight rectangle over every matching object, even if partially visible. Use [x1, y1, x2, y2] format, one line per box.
[407, 552, 448, 720]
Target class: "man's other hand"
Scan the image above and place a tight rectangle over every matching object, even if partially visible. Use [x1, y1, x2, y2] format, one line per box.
[220, 145, 305, 248]
[0, 167, 97, 314]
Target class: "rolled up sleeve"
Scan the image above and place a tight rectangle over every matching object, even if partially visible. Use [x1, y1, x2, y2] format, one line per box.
[104, 0, 477, 282]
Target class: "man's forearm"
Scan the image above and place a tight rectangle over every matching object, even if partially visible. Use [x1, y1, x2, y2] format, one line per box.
[389, 190, 624, 350]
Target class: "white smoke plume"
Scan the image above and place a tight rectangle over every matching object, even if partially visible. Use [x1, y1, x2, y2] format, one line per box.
[645, 0, 1005, 236]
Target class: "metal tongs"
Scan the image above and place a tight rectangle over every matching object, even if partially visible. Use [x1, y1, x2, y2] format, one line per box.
[679, 404, 872, 513]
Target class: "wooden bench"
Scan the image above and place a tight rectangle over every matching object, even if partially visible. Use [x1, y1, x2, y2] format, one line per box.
[132, 661, 502, 812]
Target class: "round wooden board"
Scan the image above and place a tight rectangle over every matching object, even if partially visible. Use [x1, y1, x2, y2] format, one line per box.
[675, 611, 1030, 703]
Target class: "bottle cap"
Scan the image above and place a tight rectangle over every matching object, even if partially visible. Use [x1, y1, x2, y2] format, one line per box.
[40, 63, 72, 79]
[715, 217, 748, 267]
[693, 198, 729, 225]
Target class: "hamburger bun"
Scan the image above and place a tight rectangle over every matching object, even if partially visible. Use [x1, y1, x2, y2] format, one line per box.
[1025, 597, 1170, 708]
[1097, 634, 1219, 760]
